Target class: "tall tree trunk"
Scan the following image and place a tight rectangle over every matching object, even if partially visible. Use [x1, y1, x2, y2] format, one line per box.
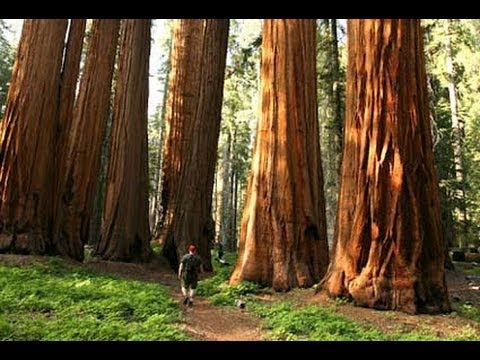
[151, 114, 166, 239]
[445, 19, 467, 248]
[55, 19, 120, 261]
[151, 40, 172, 239]
[330, 19, 343, 155]
[158, 20, 202, 246]
[230, 19, 329, 291]
[321, 19, 451, 314]
[95, 20, 152, 262]
[0, 20, 67, 254]
[149, 107, 162, 233]
[229, 129, 237, 251]
[219, 131, 232, 250]
[160, 19, 229, 271]
[53, 19, 86, 255]
[56, 19, 87, 149]
[427, 74, 455, 270]
[321, 19, 344, 246]
[231, 166, 238, 252]
[88, 126, 110, 246]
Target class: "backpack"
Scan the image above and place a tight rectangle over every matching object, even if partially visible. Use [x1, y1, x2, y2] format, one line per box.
[183, 254, 197, 275]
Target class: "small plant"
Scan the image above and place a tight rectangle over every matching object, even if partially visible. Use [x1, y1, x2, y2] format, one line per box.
[150, 242, 162, 254]
[454, 302, 480, 323]
[463, 266, 480, 276]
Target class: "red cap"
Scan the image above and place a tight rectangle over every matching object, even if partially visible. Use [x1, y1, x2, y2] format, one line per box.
[188, 244, 196, 253]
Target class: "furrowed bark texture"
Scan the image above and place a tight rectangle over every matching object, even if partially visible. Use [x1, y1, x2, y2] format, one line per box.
[56, 19, 120, 261]
[230, 19, 329, 291]
[321, 19, 450, 314]
[160, 19, 229, 271]
[0, 20, 68, 254]
[96, 19, 153, 262]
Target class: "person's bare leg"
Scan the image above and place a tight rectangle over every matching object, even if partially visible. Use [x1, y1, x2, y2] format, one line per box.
[188, 288, 195, 306]
[181, 286, 189, 305]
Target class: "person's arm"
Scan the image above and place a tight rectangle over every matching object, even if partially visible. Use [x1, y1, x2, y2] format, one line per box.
[178, 262, 183, 279]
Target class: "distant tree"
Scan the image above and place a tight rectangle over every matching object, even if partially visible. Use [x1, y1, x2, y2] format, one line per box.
[230, 19, 329, 291]
[316, 19, 346, 245]
[0, 20, 16, 118]
[149, 20, 172, 236]
[54, 20, 120, 261]
[216, 19, 260, 252]
[460, 20, 480, 249]
[423, 19, 480, 250]
[159, 19, 229, 271]
[423, 19, 457, 268]
[444, 19, 467, 247]
[0, 20, 68, 254]
[321, 19, 451, 314]
[95, 19, 153, 261]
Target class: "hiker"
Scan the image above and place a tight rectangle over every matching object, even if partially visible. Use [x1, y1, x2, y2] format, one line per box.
[178, 244, 203, 307]
[215, 242, 230, 266]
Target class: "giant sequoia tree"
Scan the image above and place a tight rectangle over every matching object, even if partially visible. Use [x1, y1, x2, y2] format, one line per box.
[0, 20, 67, 254]
[229, 19, 329, 291]
[159, 20, 203, 241]
[53, 19, 86, 256]
[160, 19, 229, 271]
[95, 19, 152, 261]
[321, 19, 451, 314]
[54, 19, 120, 261]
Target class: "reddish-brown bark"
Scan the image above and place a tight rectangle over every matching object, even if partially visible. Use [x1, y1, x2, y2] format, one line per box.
[160, 19, 229, 271]
[321, 19, 451, 314]
[229, 19, 329, 291]
[54, 19, 120, 261]
[0, 20, 68, 254]
[95, 19, 153, 262]
[52, 19, 87, 258]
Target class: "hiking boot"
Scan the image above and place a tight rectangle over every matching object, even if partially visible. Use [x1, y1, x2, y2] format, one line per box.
[183, 297, 189, 305]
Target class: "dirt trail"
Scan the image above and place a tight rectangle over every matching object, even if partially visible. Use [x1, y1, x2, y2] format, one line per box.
[174, 296, 263, 340]
[85, 256, 264, 340]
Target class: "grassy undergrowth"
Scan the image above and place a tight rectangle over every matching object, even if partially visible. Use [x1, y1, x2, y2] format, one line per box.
[0, 257, 188, 340]
[251, 301, 478, 340]
[197, 252, 480, 341]
[453, 302, 480, 323]
[196, 252, 258, 306]
[463, 265, 480, 276]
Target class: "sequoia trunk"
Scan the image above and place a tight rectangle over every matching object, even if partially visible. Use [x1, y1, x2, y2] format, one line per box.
[0, 20, 67, 254]
[95, 19, 153, 262]
[321, 19, 451, 314]
[55, 19, 120, 261]
[160, 19, 229, 271]
[230, 19, 329, 291]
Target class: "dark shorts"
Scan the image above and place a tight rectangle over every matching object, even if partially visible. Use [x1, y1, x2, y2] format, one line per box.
[182, 274, 198, 289]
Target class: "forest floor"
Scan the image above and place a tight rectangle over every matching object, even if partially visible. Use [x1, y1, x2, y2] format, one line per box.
[85, 255, 264, 340]
[84, 255, 480, 341]
[2, 253, 480, 341]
